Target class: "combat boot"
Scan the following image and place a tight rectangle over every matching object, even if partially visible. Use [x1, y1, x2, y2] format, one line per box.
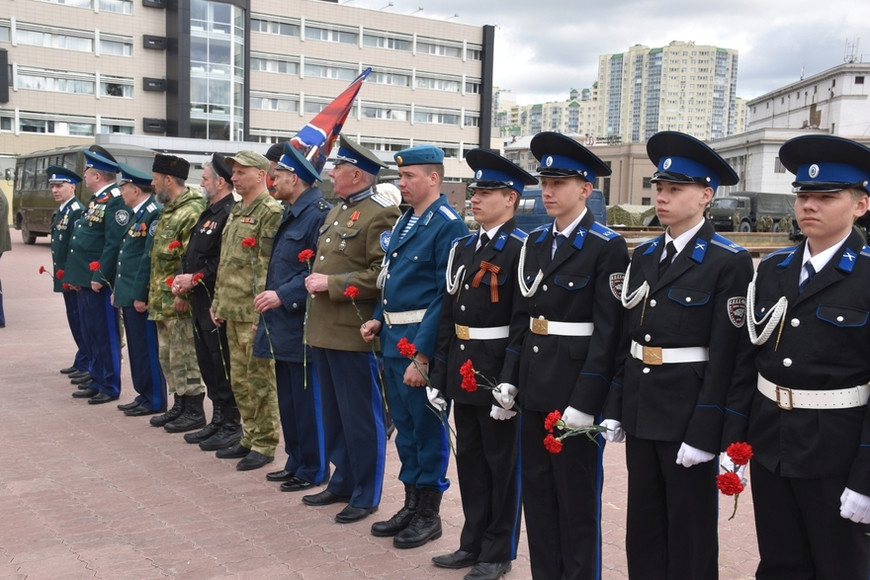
[165, 393, 206, 433]
[371, 484, 419, 537]
[198, 404, 242, 451]
[184, 400, 224, 443]
[150, 394, 184, 427]
[393, 489, 442, 549]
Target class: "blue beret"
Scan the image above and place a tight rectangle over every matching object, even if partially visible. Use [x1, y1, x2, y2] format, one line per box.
[334, 135, 385, 176]
[118, 162, 153, 188]
[46, 165, 82, 185]
[647, 131, 738, 191]
[394, 145, 444, 166]
[530, 132, 611, 182]
[465, 149, 537, 195]
[779, 135, 870, 194]
[83, 149, 119, 173]
[277, 142, 322, 184]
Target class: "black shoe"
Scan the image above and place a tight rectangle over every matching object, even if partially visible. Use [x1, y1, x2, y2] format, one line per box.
[463, 561, 511, 580]
[393, 490, 443, 549]
[215, 442, 250, 459]
[335, 505, 377, 524]
[236, 451, 274, 471]
[183, 422, 221, 444]
[73, 388, 98, 399]
[70, 373, 93, 384]
[433, 550, 479, 569]
[266, 469, 295, 482]
[117, 401, 141, 411]
[68, 369, 90, 379]
[60, 366, 79, 374]
[150, 395, 184, 427]
[88, 393, 119, 405]
[199, 424, 242, 451]
[77, 380, 93, 390]
[302, 490, 351, 507]
[280, 476, 314, 492]
[125, 405, 162, 417]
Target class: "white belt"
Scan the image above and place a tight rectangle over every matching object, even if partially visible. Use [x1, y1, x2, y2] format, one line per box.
[757, 374, 870, 410]
[455, 324, 510, 341]
[529, 318, 594, 337]
[629, 340, 709, 365]
[384, 309, 426, 326]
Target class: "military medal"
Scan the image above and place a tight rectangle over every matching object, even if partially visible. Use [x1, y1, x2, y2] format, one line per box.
[346, 210, 360, 227]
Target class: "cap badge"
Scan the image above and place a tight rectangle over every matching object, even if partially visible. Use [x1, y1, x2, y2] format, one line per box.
[663, 158, 672, 170]
[808, 164, 820, 179]
[545, 156, 553, 167]
[396, 155, 403, 164]
[475, 170, 483, 180]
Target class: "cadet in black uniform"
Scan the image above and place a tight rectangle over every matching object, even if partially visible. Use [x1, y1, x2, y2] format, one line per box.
[604, 131, 752, 580]
[429, 149, 535, 580]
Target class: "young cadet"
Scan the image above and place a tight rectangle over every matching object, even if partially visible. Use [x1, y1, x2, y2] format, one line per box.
[734, 135, 870, 579]
[500, 132, 627, 580]
[429, 150, 535, 580]
[603, 131, 753, 579]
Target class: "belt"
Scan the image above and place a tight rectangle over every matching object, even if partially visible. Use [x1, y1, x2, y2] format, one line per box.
[455, 324, 510, 341]
[383, 309, 426, 325]
[629, 340, 709, 365]
[529, 317, 594, 337]
[757, 374, 870, 410]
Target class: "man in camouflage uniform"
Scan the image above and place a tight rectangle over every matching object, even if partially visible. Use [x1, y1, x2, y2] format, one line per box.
[146, 154, 207, 433]
[211, 150, 284, 471]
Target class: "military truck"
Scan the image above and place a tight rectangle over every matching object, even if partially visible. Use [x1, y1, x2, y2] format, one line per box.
[515, 188, 607, 232]
[707, 191, 796, 233]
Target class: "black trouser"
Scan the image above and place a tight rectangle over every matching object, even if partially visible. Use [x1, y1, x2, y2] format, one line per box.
[191, 290, 234, 406]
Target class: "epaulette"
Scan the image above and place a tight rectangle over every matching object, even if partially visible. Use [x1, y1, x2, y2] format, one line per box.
[589, 222, 620, 242]
[455, 233, 476, 248]
[510, 228, 528, 242]
[861, 245, 870, 259]
[315, 199, 332, 211]
[110, 187, 122, 198]
[371, 192, 395, 208]
[145, 202, 157, 213]
[761, 245, 797, 263]
[437, 205, 461, 221]
[710, 233, 747, 254]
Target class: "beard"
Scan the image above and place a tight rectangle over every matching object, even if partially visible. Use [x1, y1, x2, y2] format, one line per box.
[156, 189, 171, 204]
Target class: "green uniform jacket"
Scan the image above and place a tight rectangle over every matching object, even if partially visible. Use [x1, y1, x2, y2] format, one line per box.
[50, 198, 85, 293]
[64, 184, 131, 288]
[147, 187, 206, 320]
[307, 188, 400, 352]
[212, 191, 283, 324]
[0, 189, 10, 254]
[114, 196, 162, 308]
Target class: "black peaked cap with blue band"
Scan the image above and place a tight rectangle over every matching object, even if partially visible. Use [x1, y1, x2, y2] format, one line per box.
[530, 131, 611, 182]
[647, 131, 738, 191]
[465, 148, 537, 195]
[334, 135, 386, 176]
[89, 144, 118, 164]
[47, 165, 83, 185]
[118, 162, 153, 188]
[82, 149, 119, 173]
[277, 141, 323, 184]
[779, 135, 870, 194]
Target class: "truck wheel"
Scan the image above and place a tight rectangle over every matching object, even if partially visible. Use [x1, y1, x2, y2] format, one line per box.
[20, 219, 37, 245]
[738, 220, 752, 233]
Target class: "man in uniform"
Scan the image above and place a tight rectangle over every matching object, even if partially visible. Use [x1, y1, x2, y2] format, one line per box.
[210, 150, 284, 471]
[254, 143, 331, 492]
[734, 135, 870, 579]
[47, 167, 89, 379]
[429, 149, 535, 580]
[146, 154, 207, 433]
[361, 145, 468, 547]
[602, 131, 752, 580]
[64, 149, 129, 404]
[302, 136, 400, 522]
[0, 187, 9, 328]
[113, 163, 167, 417]
[499, 132, 627, 579]
[172, 154, 239, 451]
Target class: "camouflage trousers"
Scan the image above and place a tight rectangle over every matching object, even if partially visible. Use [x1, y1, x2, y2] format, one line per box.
[155, 318, 204, 397]
[224, 320, 279, 456]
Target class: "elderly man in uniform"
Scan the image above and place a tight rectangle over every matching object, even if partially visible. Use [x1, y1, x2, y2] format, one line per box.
[113, 163, 167, 417]
[361, 145, 469, 547]
[146, 154, 207, 433]
[210, 150, 284, 471]
[602, 131, 752, 580]
[48, 167, 89, 379]
[429, 150, 535, 580]
[302, 136, 400, 522]
[499, 132, 627, 579]
[732, 135, 870, 579]
[65, 149, 130, 404]
[172, 154, 239, 451]
[254, 143, 332, 492]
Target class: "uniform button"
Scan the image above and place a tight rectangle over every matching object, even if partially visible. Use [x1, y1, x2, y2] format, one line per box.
[459, 344, 465, 351]
[542, 284, 548, 292]
[292, 303, 298, 308]
[319, 255, 325, 260]
[649, 299, 656, 307]
[642, 367, 650, 374]
[383, 299, 388, 305]
[760, 307, 766, 313]
[460, 305, 466, 311]
[537, 315, 545, 319]
[532, 346, 539, 353]
[837, 315, 845, 323]
[333, 221, 339, 226]
[413, 256, 418, 260]
[386, 274, 391, 279]
[325, 238, 331, 243]
[568, 282, 574, 287]
[392, 252, 398, 258]
[644, 334, 651, 342]
[464, 284, 469, 290]
[342, 205, 347, 210]
[685, 297, 692, 303]
[783, 358, 792, 367]
[790, 318, 800, 327]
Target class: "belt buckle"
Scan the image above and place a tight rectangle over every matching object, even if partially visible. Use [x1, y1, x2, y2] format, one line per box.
[776, 386, 794, 410]
[455, 324, 470, 341]
[531, 318, 549, 336]
[642, 346, 663, 366]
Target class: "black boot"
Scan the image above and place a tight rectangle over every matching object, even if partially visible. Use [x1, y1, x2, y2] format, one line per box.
[371, 484, 419, 537]
[165, 393, 206, 433]
[150, 394, 184, 427]
[183, 400, 224, 443]
[393, 489, 442, 549]
[198, 404, 242, 451]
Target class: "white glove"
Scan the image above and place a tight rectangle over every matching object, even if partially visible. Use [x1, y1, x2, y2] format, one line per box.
[676, 442, 716, 468]
[489, 404, 517, 421]
[840, 488, 870, 524]
[493, 383, 518, 410]
[562, 406, 594, 429]
[720, 451, 748, 485]
[426, 387, 447, 412]
[600, 419, 625, 443]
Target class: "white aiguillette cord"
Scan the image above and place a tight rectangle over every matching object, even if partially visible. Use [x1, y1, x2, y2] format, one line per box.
[746, 271, 788, 347]
[517, 236, 543, 298]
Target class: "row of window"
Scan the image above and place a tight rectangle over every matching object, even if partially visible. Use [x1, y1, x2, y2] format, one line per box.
[0, 20, 133, 56]
[0, 110, 134, 136]
[13, 67, 134, 98]
[35, 0, 133, 15]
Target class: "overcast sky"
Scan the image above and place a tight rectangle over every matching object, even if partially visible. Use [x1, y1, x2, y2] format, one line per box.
[349, 0, 869, 104]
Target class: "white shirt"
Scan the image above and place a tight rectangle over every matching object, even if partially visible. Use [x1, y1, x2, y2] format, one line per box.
[662, 218, 706, 263]
[552, 208, 588, 258]
[799, 232, 851, 285]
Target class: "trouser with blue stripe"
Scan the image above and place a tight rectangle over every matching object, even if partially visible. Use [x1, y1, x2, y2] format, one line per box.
[275, 359, 329, 485]
[122, 306, 166, 411]
[76, 288, 121, 397]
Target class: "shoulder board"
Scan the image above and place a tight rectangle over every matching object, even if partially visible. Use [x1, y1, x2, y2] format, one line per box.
[145, 202, 158, 213]
[316, 199, 332, 211]
[589, 222, 620, 242]
[861, 245, 870, 259]
[761, 245, 797, 263]
[71, 200, 84, 210]
[510, 228, 528, 242]
[457, 232, 476, 244]
[371, 192, 396, 208]
[437, 205, 461, 221]
[710, 233, 747, 254]
[531, 224, 549, 235]
[110, 187, 122, 197]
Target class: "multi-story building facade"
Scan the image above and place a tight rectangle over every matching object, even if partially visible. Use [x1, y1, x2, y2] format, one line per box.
[504, 88, 599, 139]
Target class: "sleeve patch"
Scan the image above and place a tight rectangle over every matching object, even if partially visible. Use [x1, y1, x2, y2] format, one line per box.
[610, 272, 625, 300]
[727, 296, 746, 328]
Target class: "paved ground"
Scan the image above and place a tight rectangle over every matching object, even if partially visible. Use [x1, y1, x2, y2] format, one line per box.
[0, 236, 759, 579]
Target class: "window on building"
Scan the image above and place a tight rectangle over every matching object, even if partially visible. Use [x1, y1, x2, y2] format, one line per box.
[0, 20, 9, 43]
[856, 76, 865, 85]
[251, 56, 298, 75]
[642, 177, 652, 189]
[303, 62, 358, 81]
[362, 103, 408, 122]
[466, 46, 483, 60]
[17, 25, 94, 52]
[413, 109, 460, 125]
[18, 68, 95, 94]
[40, 0, 91, 8]
[369, 69, 410, 87]
[250, 94, 298, 112]
[101, 76, 133, 97]
[100, 35, 133, 56]
[250, 18, 299, 37]
[98, 0, 132, 14]
[362, 32, 411, 51]
[416, 75, 460, 92]
[641, 197, 651, 206]
[465, 80, 481, 94]
[463, 113, 480, 127]
[305, 25, 357, 44]
[19, 113, 95, 136]
[774, 157, 785, 174]
[100, 118, 134, 134]
[416, 39, 462, 58]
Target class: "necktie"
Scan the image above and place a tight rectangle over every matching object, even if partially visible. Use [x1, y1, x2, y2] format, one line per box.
[476, 232, 489, 253]
[552, 234, 565, 258]
[799, 262, 816, 294]
[659, 241, 677, 275]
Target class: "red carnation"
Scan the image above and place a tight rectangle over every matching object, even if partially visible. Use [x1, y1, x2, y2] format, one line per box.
[397, 337, 417, 358]
[544, 410, 562, 432]
[39, 265, 47, 274]
[716, 472, 744, 496]
[242, 237, 257, 248]
[459, 359, 478, 392]
[192, 272, 204, 285]
[344, 285, 360, 300]
[298, 248, 315, 263]
[168, 240, 182, 251]
[165, 276, 175, 288]
[89, 261, 101, 272]
[726, 442, 753, 466]
[62, 283, 71, 291]
[56, 269, 65, 280]
[543, 434, 563, 454]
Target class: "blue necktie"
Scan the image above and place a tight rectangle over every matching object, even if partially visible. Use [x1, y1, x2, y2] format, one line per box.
[659, 241, 677, 275]
[552, 234, 565, 258]
[799, 262, 816, 294]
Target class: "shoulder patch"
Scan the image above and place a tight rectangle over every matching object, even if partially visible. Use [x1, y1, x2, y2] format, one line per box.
[438, 205, 460, 221]
[589, 222, 620, 242]
[371, 192, 396, 207]
[380, 230, 391, 252]
[727, 297, 747, 328]
[761, 245, 797, 263]
[710, 233, 747, 254]
[149, 220, 158, 237]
